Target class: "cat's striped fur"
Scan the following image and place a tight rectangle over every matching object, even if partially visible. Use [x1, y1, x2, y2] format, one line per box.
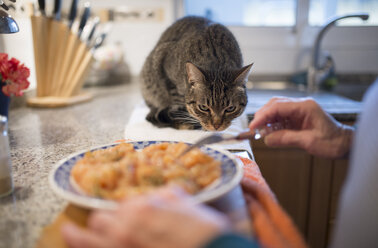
[141, 16, 252, 131]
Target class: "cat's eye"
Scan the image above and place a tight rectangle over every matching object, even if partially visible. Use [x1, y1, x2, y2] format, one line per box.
[225, 106, 236, 113]
[198, 104, 210, 112]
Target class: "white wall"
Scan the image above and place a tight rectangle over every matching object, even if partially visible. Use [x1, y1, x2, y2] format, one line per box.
[87, 0, 175, 76]
[0, 18, 37, 90]
[0, 0, 175, 91]
[232, 26, 378, 75]
[1, 0, 377, 87]
[91, 0, 378, 76]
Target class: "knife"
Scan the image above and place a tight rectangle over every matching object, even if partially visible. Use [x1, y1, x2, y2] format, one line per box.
[53, 0, 62, 20]
[178, 122, 287, 158]
[37, 0, 45, 16]
[90, 23, 111, 49]
[86, 17, 100, 45]
[0, 0, 9, 11]
[68, 0, 77, 29]
[91, 32, 107, 50]
[77, 2, 90, 38]
[178, 131, 255, 158]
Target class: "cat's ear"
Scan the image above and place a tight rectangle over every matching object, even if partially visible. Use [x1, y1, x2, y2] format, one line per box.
[186, 62, 205, 86]
[234, 63, 253, 85]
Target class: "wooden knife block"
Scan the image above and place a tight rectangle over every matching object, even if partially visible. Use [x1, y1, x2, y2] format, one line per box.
[28, 16, 94, 108]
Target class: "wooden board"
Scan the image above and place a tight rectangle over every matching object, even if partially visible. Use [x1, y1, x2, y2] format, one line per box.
[35, 204, 90, 248]
[27, 92, 93, 108]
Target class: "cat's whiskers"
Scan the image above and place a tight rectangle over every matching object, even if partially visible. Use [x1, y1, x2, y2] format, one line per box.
[172, 118, 199, 124]
[169, 112, 198, 123]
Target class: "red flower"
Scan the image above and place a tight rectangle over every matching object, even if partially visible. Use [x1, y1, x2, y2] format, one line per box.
[0, 53, 30, 97]
[0, 53, 10, 79]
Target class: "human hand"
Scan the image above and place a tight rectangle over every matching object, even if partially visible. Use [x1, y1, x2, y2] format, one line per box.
[249, 97, 354, 159]
[62, 187, 230, 248]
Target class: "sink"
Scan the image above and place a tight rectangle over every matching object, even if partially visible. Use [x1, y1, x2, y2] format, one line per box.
[246, 80, 301, 91]
[245, 81, 363, 122]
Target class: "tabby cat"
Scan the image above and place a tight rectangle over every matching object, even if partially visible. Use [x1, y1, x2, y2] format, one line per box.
[141, 16, 252, 131]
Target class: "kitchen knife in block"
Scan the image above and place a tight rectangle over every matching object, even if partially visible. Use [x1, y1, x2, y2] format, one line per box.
[45, 19, 66, 96]
[55, 30, 80, 96]
[30, 15, 49, 97]
[37, 0, 46, 16]
[50, 24, 70, 96]
[68, 0, 78, 29]
[62, 41, 87, 94]
[45, 0, 63, 95]
[61, 1, 91, 93]
[63, 50, 93, 97]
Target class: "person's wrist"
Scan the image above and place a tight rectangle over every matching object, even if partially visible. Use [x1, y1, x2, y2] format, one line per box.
[190, 214, 232, 248]
[202, 232, 259, 248]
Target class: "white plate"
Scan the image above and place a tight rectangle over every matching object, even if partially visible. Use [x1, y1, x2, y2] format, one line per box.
[49, 140, 243, 210]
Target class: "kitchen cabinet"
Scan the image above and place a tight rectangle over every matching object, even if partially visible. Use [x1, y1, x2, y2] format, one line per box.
[251, 123, 352, 248]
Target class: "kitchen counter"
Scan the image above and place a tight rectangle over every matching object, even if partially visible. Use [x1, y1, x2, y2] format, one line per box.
[0, 79, 362, 248]
[0, 81, 142, 248]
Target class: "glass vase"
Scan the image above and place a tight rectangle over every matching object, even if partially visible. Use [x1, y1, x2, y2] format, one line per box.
[0, 87, 10, 118]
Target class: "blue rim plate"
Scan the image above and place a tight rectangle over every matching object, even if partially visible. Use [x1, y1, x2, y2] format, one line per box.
[49, 140, 244, 210]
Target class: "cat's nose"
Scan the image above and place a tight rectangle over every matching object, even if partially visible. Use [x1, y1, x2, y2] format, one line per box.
[213, 123, 221, 130]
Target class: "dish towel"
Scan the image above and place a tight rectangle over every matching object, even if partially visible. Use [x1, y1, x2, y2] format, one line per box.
[124, 101, 253, 155]
[240, 157, 308, 248]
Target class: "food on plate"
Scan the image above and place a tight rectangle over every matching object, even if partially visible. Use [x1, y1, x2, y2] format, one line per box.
[71, 142, 221, 200]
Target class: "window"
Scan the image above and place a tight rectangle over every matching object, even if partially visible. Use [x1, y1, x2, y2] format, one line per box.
[185, 0, 296, 26]
[309, 0, 378, 26]
[184, 0, 377, 27]
[179, 0, 378, 75]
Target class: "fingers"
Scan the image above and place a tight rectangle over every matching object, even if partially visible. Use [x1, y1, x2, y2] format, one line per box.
[86, 208, 139, 247]
[62, 187, 223, 248]
[118, 185, 191, 210]
[250, 97, 350, 157]
[249, 99, 295, 130]
[249, 97, 315, 131]
[88, 211, 119, 235]
[155, 185, 190, 202]
[62, 223, 115, 248]
[263, 129, 310, 148]
[249, 97, 293, 127]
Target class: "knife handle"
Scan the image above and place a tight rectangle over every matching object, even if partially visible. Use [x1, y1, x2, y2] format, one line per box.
[68, 0, 77, 29]
[78, 2, 91, 38]
[54, 0, 62, 20]
[38, 0, 45, 16]
[254, 122, 289, 140]
[92, 32, 106, 50]
[235, 130, 255, 140]
[0, 0, 9, 11]
[86, 17, 100, 44]
[235, 121, 288, 141]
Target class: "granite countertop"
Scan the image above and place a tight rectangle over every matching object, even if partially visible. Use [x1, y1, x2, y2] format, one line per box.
[0, 79, 362, 248]
[0, 81, 141, 248]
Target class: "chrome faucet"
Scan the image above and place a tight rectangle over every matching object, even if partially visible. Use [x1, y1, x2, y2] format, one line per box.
[307, 13, 369, 93]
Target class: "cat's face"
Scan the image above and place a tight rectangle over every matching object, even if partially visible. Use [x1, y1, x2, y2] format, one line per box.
[185, 62, 252, 131]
